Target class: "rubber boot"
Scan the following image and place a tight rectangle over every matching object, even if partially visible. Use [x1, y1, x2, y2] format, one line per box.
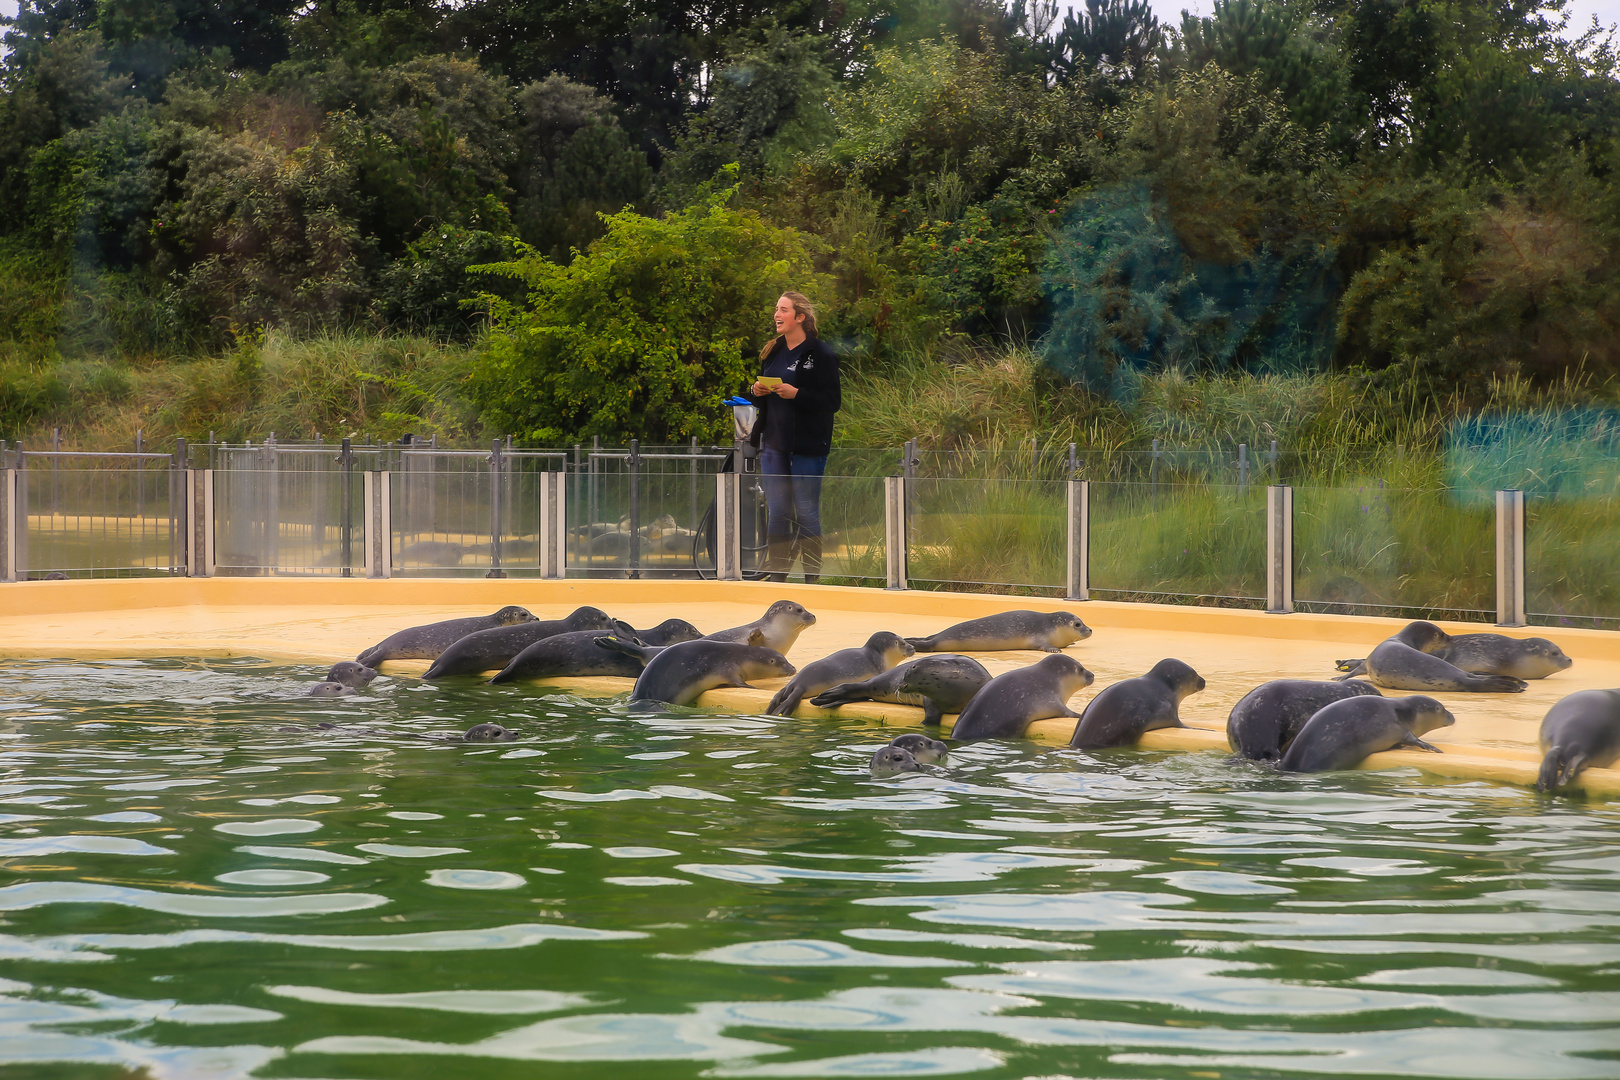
[800, 534, 822, 584]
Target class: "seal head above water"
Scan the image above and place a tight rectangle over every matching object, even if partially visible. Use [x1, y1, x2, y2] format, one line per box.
[887, 733, 948, 764]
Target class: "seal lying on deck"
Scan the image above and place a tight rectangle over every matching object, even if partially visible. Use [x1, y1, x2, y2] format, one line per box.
[766, 632, 915, 716]
[1278, 694, 1455, 773]
[1069, 658, 1205, 750]
[905, 610, 1091, 654]
[1340, 622, 1527, 693]
[950, 654, 1095, 741]
[422, 607, 619, 679]
[629, 639, 796, 707]
[357, 606, 537, 668]
[488, 630, 663, 684]
[810, 655, 993, 726]
[1226, 678, 1382, 761]
[630, 619, 705, 647]
[1536, 689, 1620, 792]
[705, 600, 816, 654]
[1338, 628, 1571, 681]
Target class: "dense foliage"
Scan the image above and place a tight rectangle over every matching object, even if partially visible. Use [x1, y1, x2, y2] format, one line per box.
[1, 0, 1619, 442]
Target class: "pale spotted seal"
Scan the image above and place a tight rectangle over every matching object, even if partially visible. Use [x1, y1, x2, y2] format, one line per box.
[766, 632, 915, 716]
[809, 655, 993, 725]
[357, 606, 537, 668]
[705, 600, 817, 654]
[629, 639, 796, 707]
[887, 733, 948, 764]
[869, 746, 923, 775]
[905, 610, 1091, 654]
[1343, 622, 1527, 693]
[1279, 694, 1454, 772]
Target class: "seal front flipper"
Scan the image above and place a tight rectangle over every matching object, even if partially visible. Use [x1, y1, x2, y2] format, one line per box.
[1402, 732, 1444, 753]
[921, 699, 943, 726]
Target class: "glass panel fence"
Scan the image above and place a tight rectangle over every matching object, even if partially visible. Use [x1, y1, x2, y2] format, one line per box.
[1090, 481, 1265, 604]
[214, 459, 365, 576]
[907, 477, 1065, 591]
[1293, 485, 1495, 620]
[567, 452, 725, 578]
[16, 463, 179, 577]
[817, 474, 886, 584]
[1527, 489, 1620, 630]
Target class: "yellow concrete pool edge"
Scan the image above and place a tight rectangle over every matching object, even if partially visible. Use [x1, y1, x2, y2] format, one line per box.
[2, 576, 1617, 796]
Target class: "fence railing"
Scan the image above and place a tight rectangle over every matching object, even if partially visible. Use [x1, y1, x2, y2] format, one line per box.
[0, 438, 1613, 631]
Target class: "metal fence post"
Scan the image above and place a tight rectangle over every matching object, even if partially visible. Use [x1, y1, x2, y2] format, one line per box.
[1066, 478, 1089, 601]
[1238, 443, 1249, 491]
[2, 467, 15, 582]
[715, 472, 742, 581]
[365, 469, 391, 579]
[186, 468, 213, 576]
[626, 438, 640, 579]
[539, 470, 567, 578]
[171, 438, 188, 576]
[340, 438, 353, 577]
[486, 439, 506, 578]
[1266, 484, 1293, 613]
[885, 474, 908, 590]
[13, 449, 26, 580]
[1496, 489, 1526, 626]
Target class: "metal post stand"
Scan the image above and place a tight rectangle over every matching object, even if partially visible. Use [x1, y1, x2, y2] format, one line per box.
[2, 468, 16, 582]
[626, 438, 640, 579]
[340, 438, 353, 577]
[187, 468, 214, 576]
[539, 471, 566, 578]
[1066, 478, 1089, 601]
[486, 439, 506, 578]
[365, 470, 391, 579]
[1496, 489, 1526, 626]
[885, 474, 908, 590]
[171, 438, 188, 576]
[715, 472, 742, 581]
[1266, 484, 1293, 613]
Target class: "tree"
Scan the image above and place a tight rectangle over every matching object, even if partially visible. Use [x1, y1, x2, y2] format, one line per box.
[1051, 0, 1162, 92]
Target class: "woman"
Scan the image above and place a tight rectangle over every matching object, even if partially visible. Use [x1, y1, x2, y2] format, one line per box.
[750, 292, 840, 583]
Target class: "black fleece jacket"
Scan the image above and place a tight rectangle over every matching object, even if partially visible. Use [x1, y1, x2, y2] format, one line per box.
[750, 336, 841, 457]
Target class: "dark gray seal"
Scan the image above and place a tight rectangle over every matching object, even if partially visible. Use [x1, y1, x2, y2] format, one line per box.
[1337, 623, 1572, 681]
[630, 619, 705, 647]
[464, 723, 518, 742]
[1226, 678, 1383, 761]
[324, 661, 379, 688]
[888, 733, 948, 764]
[706, 600, 816, 653]
[629, 640, 796, 707]
[422, 606, 619, 679]
[1344, 622, 1527, 693]
[905, 610, 1092, 654]
[951, 654, 1096, 741]
[766, 632, 915, 716]
[488, 630, 662, 684]
[869, 746, 922, 775]
[1068, 658, 1206, 750]
[358, 606, 538, 668]
[1537, 689, 1620, 792]
[1279, 694, 1455, 772]
[810, 655, 993, 725]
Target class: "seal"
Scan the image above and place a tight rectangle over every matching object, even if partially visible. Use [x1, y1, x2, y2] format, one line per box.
[324, 661, 379, 688]
[630, 619, 705, 647]
[766, 632, 915, 716]
[357, 606, 538, 668]
[305, 681, 356, 697]
[464, 723, 518, 742]
[887, 733, 948, 764]
[1279, 694, 1455, 772]
[1536, 689, 1620, 792]
[905, 610, 1092, 654]
[706, 600, 817, 653]
[951, 654, 1096, 740]
[809, 655, 993, 725]
[1344, 622, 1527, 693]
[629, 639, 796, 707]
[487, 630, 665, 684]
[1226, 678, 1383, 761]
[422, 606, 619, 679]
[1068, 658, 1206, 750]
[869, 746, 922, 775]
[1337, 624, 1572, 681]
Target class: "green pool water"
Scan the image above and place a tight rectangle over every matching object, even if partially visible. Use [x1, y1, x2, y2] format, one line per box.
[0, 657, 1617, 1080]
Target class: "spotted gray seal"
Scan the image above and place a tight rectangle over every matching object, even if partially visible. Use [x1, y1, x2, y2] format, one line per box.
[324, 661, 378, 688]
[357, 606, 538, 668]
[1336, 623, 1572, 681]
[766, 632, 915, 716]
[488, 630, 663, 684]
[1278, 694, 1455, 772]
[464, 723, 518, 742]
[305, 681, 357, 697]
[1342, 622, 1527, 693]
[705, 600, 816, 654]
[1536, 689, 1620, 792]
[888, 733, 948, 764]
[905, 610, 1092, 654]
[422, 606, 619, 679]
[1226, 678, 1383, 761]
[630, 619, 705, 647]
[1068, 658, 1205, 750]
[809, 655, 993, 725]
[869, 745, 923, 775]
[629, 639, 796, 707]
[950, 654, 1096, 741]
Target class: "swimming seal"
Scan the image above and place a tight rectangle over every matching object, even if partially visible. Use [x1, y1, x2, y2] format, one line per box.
[629, 619, 704, 647]
[951, 654, 1096, 741]
[422, 606, 619, 679]
[887, 733, 948, 764]
[766, 632, 915, 716]
[324, 661, 378, 688]
[1536, 689, 1620, 792]
[1226, 678, 1382, 761]
[1279, 694, 1455, 772]
[464, 723, 518, 742]
[1068, 658, 1206, 750]
[629, 640, 796, 707]
[1339, 628, 1572, 681]
[869, 746, 923, 775]
[305, 681, 356, 697]
[706, 600, 817, 653]
[357, 606, 538, 668]
[488, 630, 664, 684]
[905, 610, 1092, 654]
[809, 655, 993, 725]
[1343, 622, 1527, 693]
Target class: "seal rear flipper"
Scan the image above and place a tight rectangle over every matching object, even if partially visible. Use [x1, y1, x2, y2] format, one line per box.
[1476, 674, 1529, 693]
[1334, 658, 1364, 672]
[903, 638, 932, 651]
[809, 683, 862, 708]
[594, 635, 651, 663]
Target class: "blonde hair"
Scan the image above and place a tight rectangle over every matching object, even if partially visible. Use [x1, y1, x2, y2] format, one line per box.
[759, 292, 818, 360]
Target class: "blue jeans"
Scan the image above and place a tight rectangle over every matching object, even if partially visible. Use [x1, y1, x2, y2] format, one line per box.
[758, 449, 827, 542]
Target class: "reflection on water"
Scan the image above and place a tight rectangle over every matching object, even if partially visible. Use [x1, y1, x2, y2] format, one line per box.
[0, 657, 1616, 1079]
